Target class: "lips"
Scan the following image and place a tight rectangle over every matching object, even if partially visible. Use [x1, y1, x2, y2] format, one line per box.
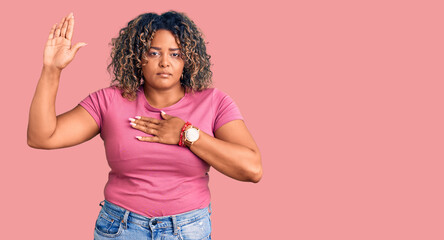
[157, 72, 172, 78]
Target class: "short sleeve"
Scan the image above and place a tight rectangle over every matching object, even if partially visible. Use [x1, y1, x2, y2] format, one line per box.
[78, 87, 117, 130]
[213, 88, 244, 132]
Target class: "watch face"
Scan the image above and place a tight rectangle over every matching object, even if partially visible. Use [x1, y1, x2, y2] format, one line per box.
[185, 128, 200, 142]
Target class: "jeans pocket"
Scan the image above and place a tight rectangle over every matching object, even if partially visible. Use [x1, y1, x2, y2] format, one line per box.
[179, 213, 212, 240]
[94, 208, 123, 238]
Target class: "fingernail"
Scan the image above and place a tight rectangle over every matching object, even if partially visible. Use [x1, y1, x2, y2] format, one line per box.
[161, 110, 166, 114]
[130, 123, 136, 127]
[135, 116, 141, 119]
[135, 136, 142, 140]
[129, 118, 135, 122]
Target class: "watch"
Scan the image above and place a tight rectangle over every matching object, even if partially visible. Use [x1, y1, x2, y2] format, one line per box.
[184, 126, 200, 147]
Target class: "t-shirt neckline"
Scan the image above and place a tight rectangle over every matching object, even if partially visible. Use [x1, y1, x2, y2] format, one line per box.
[138, 85, 189, 112]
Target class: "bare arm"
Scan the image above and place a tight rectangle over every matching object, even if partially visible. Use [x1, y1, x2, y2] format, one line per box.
[189, 120, 262, 183]
[132, 113, 263, 183]
[27, 13, 98, 149]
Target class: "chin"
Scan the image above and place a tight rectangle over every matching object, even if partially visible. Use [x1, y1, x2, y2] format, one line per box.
[147, 82, 181, 90]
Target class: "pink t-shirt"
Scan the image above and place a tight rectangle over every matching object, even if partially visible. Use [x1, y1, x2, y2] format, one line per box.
[79, 85, 243, 217]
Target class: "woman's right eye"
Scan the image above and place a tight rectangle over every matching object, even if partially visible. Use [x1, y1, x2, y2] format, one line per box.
[148, 52, 159, 56]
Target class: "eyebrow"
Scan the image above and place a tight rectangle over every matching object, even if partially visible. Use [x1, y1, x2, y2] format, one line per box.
[150, 47, 180, 51]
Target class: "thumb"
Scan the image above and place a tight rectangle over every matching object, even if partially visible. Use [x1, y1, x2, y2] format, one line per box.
[71, 42, 87, 55]
[160, 110, 171, 119]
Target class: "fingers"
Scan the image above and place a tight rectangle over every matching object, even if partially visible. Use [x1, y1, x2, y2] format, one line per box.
[60, 13, 72, 38]
[53, 13, 73, 39]
[53, 17, 65, 38]
[65, 13, 75, 41]
[48, 24, 56, 40]
[71, 42, 87, 55]
[135, 136, 160, 143]
[134, 116, 161, 124]
[129, 117, 161, 128]
[133, 124, 159, 136]
[130, 120, 159, 135]
[160, 110, 172, 120]
[130, 116, 184, 145]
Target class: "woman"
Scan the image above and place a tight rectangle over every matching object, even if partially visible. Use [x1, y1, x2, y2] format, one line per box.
[28, 11, 262, 239]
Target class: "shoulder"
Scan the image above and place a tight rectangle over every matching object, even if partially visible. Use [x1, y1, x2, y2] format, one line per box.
[189, 87, 230, 100]
[196, 88, 240, 112]
[80, 86, 122, 110]
[88, 85, 120, 96]
[85, 86, 122, 102]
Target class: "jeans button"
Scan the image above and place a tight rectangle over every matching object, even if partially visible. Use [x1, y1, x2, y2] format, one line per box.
[152, 220, 157, 225]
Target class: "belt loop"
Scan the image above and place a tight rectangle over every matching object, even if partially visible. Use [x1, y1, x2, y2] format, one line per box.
[121, 210, 130, 229]
[172, 215, 178, 235]
[99, 200, 105, 207]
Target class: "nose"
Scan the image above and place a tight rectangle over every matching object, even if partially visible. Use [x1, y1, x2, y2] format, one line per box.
[159, 54, 170, 68]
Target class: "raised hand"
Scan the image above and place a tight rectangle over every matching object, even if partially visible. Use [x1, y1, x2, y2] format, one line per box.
[43, 12, 87, 70]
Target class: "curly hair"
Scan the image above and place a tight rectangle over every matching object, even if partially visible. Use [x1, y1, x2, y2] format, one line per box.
[107, 11, 213, 100]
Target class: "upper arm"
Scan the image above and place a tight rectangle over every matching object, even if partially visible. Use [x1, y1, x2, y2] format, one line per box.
[39, 105, 99, 149]
[212, 88, 259, 154]
[214, 120, 260, 155]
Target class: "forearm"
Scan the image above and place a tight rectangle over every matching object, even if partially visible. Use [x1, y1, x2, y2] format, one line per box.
[27, 66, 61, 145]
[131, 113, 262, 182]
[188, 130, 262, 183]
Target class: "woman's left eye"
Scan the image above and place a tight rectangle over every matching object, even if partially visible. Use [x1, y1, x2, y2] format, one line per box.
[171, 53, 180, 57]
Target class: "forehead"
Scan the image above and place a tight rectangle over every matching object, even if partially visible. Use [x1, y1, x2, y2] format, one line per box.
[151, 29, 180, 48]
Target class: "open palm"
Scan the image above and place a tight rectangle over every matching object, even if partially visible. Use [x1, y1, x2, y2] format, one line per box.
[44, 12, 86, 70]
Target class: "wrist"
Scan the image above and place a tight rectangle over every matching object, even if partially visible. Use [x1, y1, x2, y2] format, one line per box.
[178, 122, 200, 148]
[183, 125, 200, 148]
[179, 122, 192, 147]
[42, 65, 62, 77]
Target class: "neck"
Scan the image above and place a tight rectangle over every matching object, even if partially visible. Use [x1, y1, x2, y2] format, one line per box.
[143, 85, 185, 109]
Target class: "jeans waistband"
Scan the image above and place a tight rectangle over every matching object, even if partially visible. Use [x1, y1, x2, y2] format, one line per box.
[99, 199, 211, 234]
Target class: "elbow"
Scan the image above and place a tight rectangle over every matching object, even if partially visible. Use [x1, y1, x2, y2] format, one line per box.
[27, 129, 40, 148]
[27, 137, 42, 149]
[27, 133, 38, 148]
[27, 134, 50, 149]
[27, 138, 36, 148]
[245, 153, 263, 183]
[248, 166, 263, 183]
[27, 140, 52, 149]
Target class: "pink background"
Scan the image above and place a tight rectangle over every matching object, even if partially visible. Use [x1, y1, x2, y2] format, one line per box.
[1, 0, 443, 239]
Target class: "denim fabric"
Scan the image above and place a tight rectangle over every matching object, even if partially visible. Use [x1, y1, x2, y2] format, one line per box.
[94, 200, 212, 240]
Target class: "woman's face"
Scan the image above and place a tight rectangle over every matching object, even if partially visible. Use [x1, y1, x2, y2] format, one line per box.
[142, 29, 184, 91]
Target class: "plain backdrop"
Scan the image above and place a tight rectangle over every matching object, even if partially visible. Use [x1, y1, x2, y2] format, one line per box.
[1, 0, 443, 239]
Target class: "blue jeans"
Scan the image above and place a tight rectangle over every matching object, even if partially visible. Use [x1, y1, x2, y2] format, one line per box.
[94, 200, 212, 240]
